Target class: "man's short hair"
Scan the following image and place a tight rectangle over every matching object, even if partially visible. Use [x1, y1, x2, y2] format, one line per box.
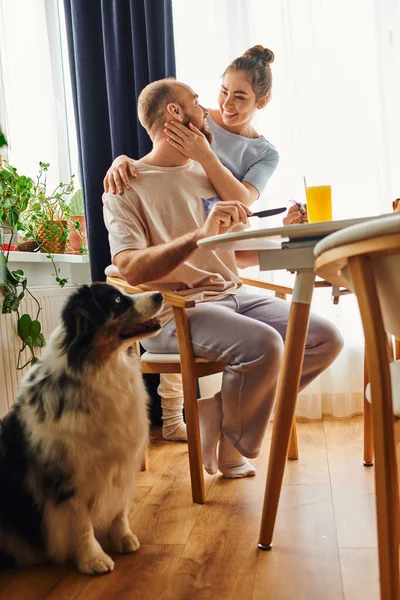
[138, 78, 178, 136]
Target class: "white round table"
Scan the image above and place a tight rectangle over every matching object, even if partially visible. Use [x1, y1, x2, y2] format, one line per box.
[198, 214, 390, 549]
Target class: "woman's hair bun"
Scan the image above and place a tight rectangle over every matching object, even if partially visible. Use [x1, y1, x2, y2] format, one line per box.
[243, 45, 274, 65]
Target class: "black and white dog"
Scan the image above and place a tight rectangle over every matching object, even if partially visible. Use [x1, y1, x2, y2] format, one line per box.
[0, 283, 163, 574]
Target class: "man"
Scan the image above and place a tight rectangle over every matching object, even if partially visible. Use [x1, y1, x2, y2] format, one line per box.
[103, 78, 343, 479]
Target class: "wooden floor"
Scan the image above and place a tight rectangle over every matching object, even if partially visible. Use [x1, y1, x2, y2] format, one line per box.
[0, 416, 381, 600]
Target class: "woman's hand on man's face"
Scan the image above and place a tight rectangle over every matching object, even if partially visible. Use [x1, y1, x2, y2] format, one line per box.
[164, 120, 213, 164]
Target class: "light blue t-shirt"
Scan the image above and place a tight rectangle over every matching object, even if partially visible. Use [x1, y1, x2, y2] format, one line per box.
[207, 114, 279, 197]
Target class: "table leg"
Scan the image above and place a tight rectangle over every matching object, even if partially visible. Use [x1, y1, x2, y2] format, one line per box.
[258, 270, 315, 549]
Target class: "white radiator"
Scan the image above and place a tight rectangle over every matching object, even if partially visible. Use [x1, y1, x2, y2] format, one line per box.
[0, 286, 78, 417]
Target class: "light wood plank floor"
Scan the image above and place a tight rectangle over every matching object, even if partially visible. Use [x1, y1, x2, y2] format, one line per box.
[0, 416, 382, 600]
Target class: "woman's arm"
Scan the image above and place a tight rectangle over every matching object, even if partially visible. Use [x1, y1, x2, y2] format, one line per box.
[165, 121, 259, 206]
[200, 152, 259, 206]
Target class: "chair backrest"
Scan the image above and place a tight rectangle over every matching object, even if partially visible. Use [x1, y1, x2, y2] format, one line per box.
[314, 214, 400, 338]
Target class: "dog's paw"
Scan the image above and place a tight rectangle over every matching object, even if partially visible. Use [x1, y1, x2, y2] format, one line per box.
[113, 532, 140, 554]
[78, 552, 115, 575]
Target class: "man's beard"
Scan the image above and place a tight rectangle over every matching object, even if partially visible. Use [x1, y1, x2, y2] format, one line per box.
[182, 116, 214, 144]
[201, 123, 214, 144]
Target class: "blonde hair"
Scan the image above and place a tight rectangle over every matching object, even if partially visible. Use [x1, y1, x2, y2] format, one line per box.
[137, 78, 178, 135]
[223, 45, 275, 101]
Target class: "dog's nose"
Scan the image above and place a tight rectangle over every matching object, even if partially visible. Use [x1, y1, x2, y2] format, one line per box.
[153, 292, 163, 304]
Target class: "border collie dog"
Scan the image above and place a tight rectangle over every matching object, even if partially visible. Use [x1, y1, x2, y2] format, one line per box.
[0, 283, 163, 574]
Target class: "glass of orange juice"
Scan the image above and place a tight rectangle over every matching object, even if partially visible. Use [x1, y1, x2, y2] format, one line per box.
[305, 184, 332, 223]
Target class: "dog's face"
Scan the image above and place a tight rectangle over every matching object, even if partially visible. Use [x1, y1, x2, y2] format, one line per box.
[61, 283, 163, 368]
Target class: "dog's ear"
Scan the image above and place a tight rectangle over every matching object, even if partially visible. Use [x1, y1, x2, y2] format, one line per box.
[74, 286, 107, 328]
[62, 286, 107, 367]
[64, 286, 107, 331]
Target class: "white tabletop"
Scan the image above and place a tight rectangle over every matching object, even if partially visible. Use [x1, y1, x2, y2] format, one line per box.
[197, 215, 386, 252]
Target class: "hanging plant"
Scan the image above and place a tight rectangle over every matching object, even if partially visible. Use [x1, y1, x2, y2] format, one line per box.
[0, 245, 45, 369]
[1, 160, 77, 369]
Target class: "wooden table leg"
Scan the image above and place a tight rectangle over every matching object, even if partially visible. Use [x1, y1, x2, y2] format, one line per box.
[258, 270, 315, 549]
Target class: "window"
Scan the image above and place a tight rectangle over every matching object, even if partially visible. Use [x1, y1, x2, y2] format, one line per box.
[0, 0, 79, 191]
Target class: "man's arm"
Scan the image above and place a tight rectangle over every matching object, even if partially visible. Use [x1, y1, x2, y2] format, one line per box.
[114, 201, 253, 286]
[115, 230, 199, 286]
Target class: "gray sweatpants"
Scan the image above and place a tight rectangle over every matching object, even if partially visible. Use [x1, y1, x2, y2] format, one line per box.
[142, 293, 343, 458]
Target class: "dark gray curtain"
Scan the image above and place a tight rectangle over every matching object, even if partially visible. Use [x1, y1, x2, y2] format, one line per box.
[63, 0, 176, 282]
[63, 0, 176, 425]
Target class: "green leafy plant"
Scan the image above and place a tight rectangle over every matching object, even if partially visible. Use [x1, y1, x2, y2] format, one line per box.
[0, 162, 34, 231]
[0, 160, 77, 369]
[20, 162, 75, 286]
[0, 244, 45, 369]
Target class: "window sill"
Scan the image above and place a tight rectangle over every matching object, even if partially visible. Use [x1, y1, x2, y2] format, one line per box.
[7, 251, 89, 264]
[5, 252, 91, 287]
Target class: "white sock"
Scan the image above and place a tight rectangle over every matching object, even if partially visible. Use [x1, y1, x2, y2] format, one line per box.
[161, 397, 187, 442]
[198, 396, 222, 475]
[217, 435, 256, 479]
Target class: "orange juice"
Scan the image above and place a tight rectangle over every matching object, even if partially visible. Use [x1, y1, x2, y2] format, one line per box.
[305, 185, 332, 223]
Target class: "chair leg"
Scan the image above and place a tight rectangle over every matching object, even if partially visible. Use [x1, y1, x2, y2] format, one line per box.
[171, 306, 206, 504]
[349, 256, 400, 600]
[387, 333, 395, 362]
[287, 419, 299, 460]
[182, 375, 205, 504]
[363, 349, 374, 466]
[394, 337, 400, 361]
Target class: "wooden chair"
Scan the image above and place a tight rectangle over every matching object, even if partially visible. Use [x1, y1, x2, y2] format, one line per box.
[107, 273, 371, 503]
[314, 213, 400, 600]
[107, 274, 296, 504]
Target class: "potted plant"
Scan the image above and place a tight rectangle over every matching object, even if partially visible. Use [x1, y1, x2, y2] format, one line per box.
[1, 157, 76, 369]
[68, 188, 88, 254]
[21, 162, 74, 255]
[0, 149, 45, 369]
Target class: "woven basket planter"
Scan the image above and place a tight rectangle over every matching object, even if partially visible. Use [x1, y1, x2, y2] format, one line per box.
[36, 220, 69, 254]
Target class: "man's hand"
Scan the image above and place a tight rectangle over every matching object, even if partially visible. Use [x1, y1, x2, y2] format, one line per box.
[103, 155, 137, 194]
[283, 203, 308, 225]
[196, 201, 252, 240]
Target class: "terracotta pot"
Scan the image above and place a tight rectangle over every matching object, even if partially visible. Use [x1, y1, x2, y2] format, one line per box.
[68, 216, 88, 254]
[36, 220, 69, 254]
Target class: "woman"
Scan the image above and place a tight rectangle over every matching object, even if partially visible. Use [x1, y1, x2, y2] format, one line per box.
[104, 45, 304, 448]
